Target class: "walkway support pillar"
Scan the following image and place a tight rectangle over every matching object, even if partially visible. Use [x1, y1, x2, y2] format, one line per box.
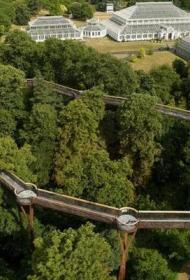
[20, 205, 34, 237]
[118, 232, 128, 280]
[118, 230, 137, 280]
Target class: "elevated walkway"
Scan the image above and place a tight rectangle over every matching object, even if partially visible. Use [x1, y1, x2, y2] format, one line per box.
[27, 79, 190, 121]
[1, 170, 190, 232]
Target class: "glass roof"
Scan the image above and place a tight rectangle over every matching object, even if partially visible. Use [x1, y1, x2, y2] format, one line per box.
[30, 16, 70, 27]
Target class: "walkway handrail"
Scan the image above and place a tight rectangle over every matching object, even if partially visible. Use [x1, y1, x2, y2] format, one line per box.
[26, 79, 190, 121]
[2, 170, 190, 232]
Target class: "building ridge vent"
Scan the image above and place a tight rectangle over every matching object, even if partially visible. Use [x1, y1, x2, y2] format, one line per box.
[136, 1, 173, 5]
[36, 16, 64, 19]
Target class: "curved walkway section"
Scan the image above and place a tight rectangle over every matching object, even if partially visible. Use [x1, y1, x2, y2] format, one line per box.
[27, 79, 190, 121]
[2, 171, 190, 232]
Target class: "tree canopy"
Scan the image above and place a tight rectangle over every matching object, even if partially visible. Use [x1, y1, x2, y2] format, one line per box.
[118, 93, 162, 186]
[1, 17, 190, 280]
[28, 223, 115, 280]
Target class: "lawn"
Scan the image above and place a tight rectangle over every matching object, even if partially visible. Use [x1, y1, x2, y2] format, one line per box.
[73, 19, 86, 27]
[84, 37, 175, 53]
[129, 51, 180, 72]
[94, 11, 112, 20]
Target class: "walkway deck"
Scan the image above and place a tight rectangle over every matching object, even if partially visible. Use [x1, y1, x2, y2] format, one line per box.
[27, 79, 190, 121]
[2, 171, 190, 232]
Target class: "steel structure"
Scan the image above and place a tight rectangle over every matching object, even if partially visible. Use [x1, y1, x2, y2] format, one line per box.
[26, 79, 190, 121]
[1, 170, 190, 279]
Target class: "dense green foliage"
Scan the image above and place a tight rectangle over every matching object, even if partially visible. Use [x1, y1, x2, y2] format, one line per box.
[0, 136, 36, 182]
[118, 94, 162, 186]
[128, 248, 175, 280]
[69, 2, 94, 19]
[0, 0, 190, 36]
[0, 64, 27, 121]
[21, 103, 57, 185]
[28, 223, 115, 280]
[1, 32, 137, 96]
[0, 0, 63, 30]
[1, 29, 190, 280]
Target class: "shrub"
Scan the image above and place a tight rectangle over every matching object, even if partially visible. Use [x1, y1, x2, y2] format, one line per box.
[129, 55, 137, 63]
[146, 48, 154, 55]
[137, 48, 145, 59]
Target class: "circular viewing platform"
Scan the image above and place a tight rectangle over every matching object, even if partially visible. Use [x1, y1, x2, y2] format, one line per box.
[117, 208, 139, 233]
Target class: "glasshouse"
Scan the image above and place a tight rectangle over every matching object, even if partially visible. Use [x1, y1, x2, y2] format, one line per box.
[27, 16, 83, 42]
[83, 18, 107, 38]
[176, 36, 190, 60]
[103, 2, 190, 41]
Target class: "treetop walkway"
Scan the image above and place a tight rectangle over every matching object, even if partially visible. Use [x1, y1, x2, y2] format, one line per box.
[27, 79, 190, 121]
[2, 170, 190, 279]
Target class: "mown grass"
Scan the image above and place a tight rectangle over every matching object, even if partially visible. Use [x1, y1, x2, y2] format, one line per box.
[84, 37, 175, 53]
[129, 51, 180, 73]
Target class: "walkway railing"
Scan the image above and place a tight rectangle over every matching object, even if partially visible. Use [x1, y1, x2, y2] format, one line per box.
[26, 79, 190, 121]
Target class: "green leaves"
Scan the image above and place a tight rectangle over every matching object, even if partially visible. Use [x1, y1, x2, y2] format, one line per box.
[128, 248, 175, 280]
[150, 65, 181, 105]
[20, 103, 57, 185]
[0, 64, 26, 120]
[54, 91, 104, 192]
[54, 89, 134, 207]
[1, 33, 138, 96]
[0, 136, 36, 182]
[70, 2, 94, 20]
[83, 150, 134, 207]
[28, 223, 115, 280]
[0, 109, 16, 137]
[118, 93, 162, 186]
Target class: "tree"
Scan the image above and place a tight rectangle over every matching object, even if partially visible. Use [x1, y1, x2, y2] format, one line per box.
[118, 94, 162, 186]
[28, 223, 115, 280]
[137, 48, 145, 59]
[27, 0, 42, 13]
[97, 54, 138, 96]
[81, 87, 105, 122]
[54, 89, 105, 188]
[20, 104, 57, 185]
[172, 59, 187, 78]
[54, 97, 101, 191]
[0, 64, 27, 120]
[70, 2, 81, 18]
[30, 76, 66, 110]
[31, 77, 56, 105]
[54, 89, 134, 207]
[151, 120, 190, 209]
[70, 2, 94, 19]
[14, 4, 31, 25]
[0, 109, 16, 137]
[136, 70, 155, 95]
[128, 248, 175, 280]
[0, 258, 14, 280]
[81, 3, 94, 19]
[155, 229, 190, 264]
[83, 149, 134, 207]
[0, 136, 36, 182]
[0, 25, 5, 36]
[180, 72, 190, 109]
[150, 65, 181, 104]
[0, 1, 15, 30]
[1, 31, 39, 78]
[1, 35, 138, 96]
[0, 136, 36, 274]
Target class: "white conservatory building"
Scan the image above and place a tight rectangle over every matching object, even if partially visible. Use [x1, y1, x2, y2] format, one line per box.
[103, 2, 190, 41]
[82, 18, 107, 38]
[176, 36, 190, 60]
[27, 16, 83, 42]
